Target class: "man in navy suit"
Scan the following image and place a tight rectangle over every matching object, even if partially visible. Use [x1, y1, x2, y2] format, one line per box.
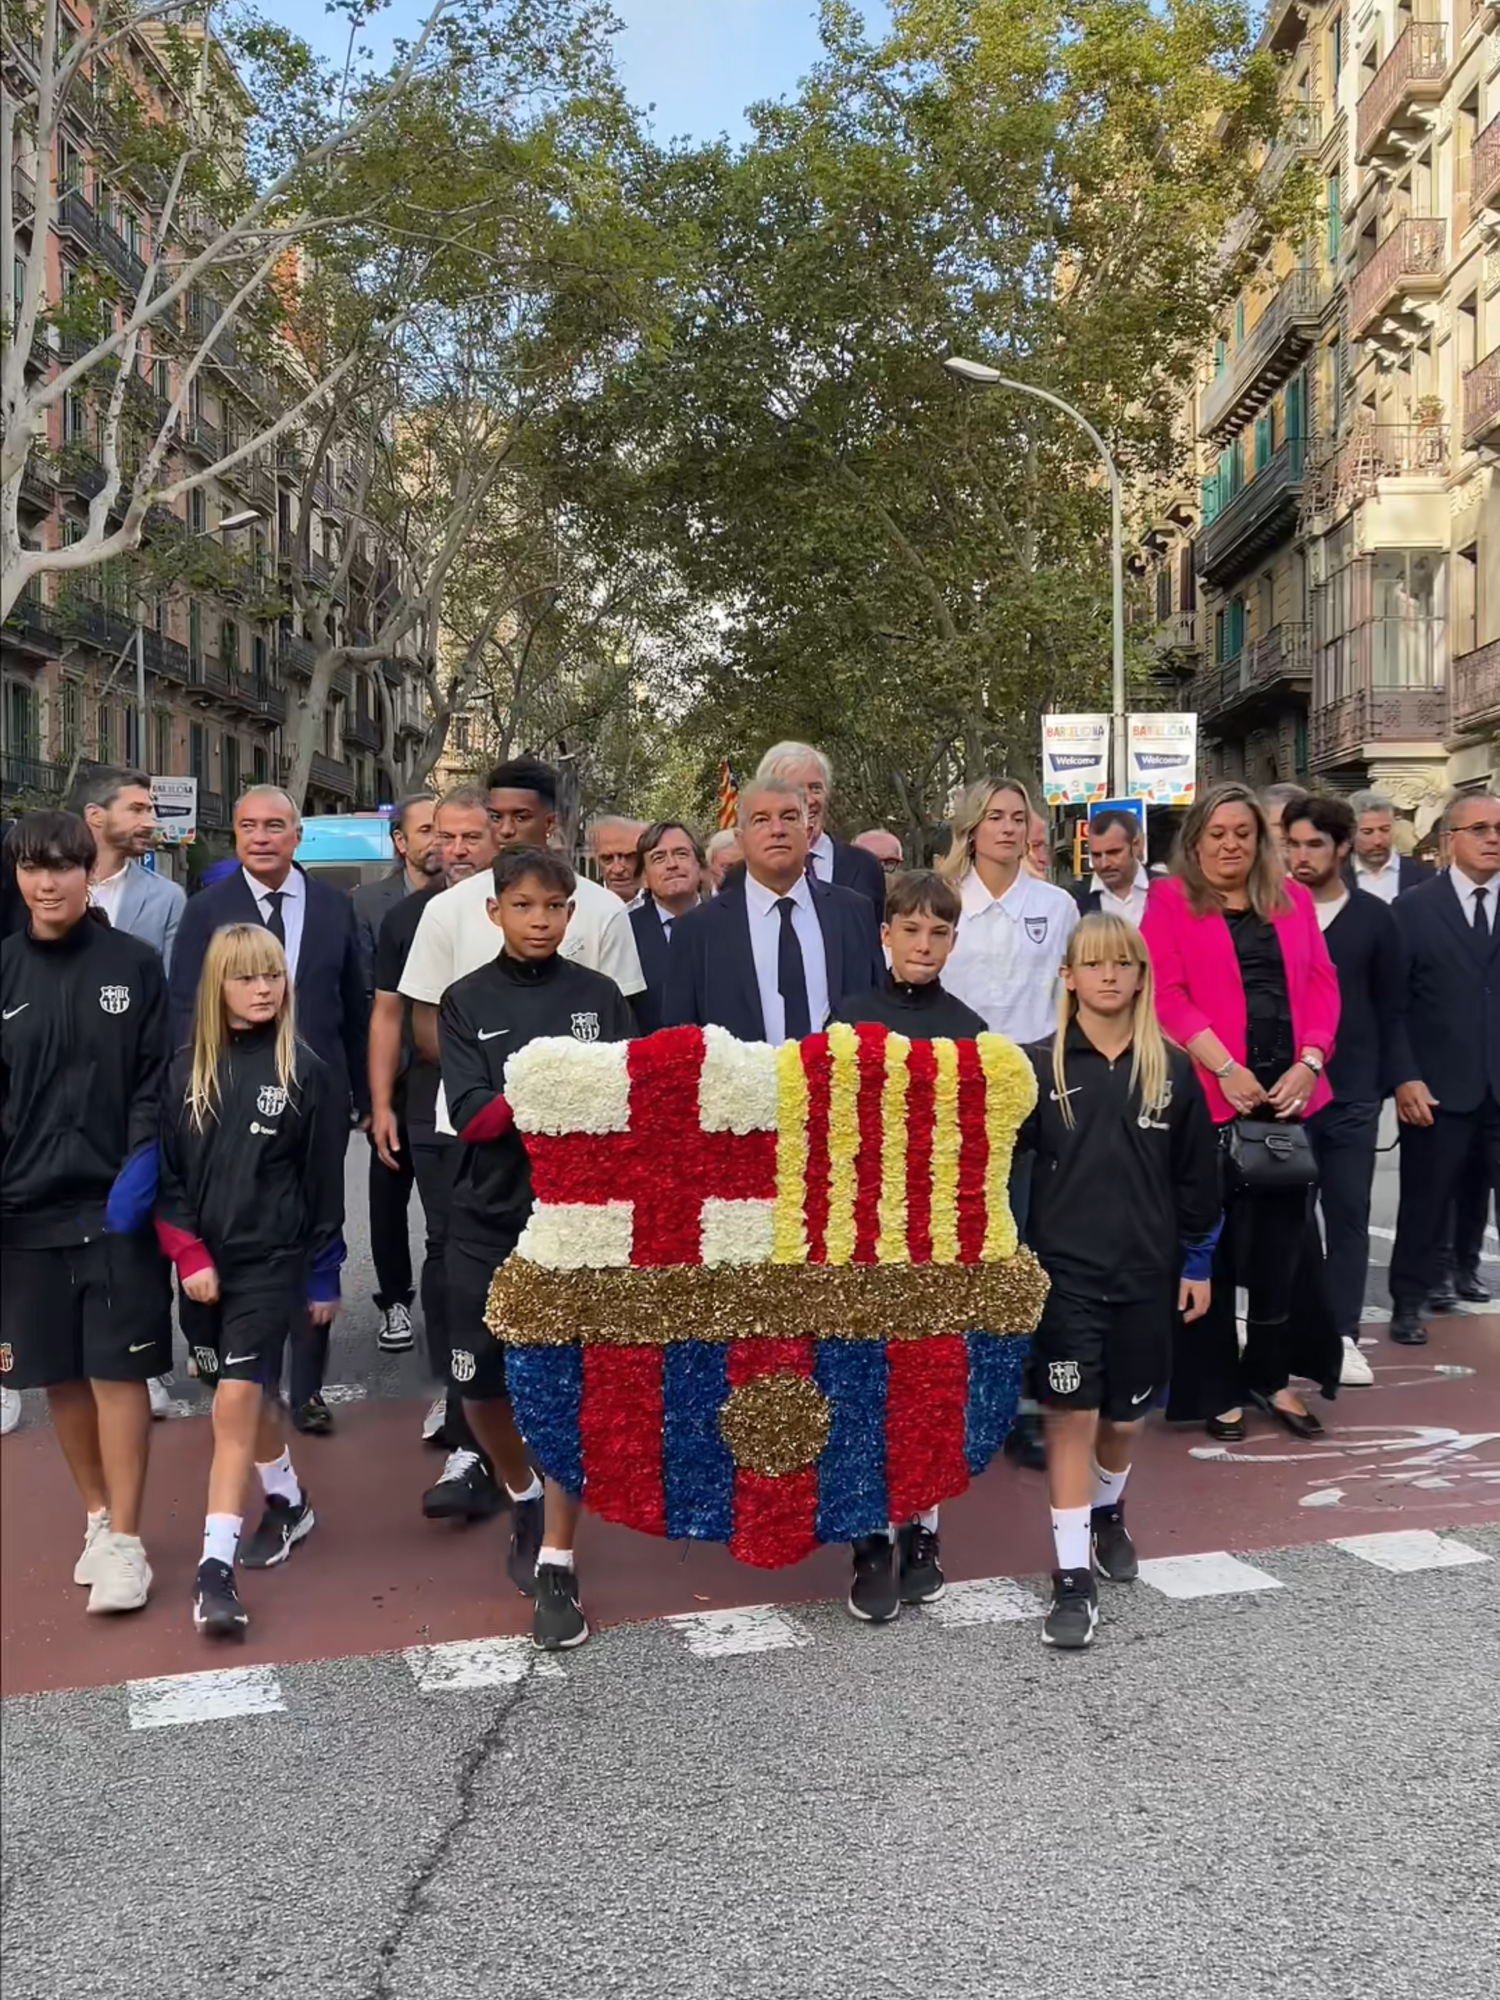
[168, 786, 369, 1429]
[1387, 794, 1500, 1345]
[755, 742, 887, 912]
[629, 820, 705, 1035]
[664, 777, 884, 1044]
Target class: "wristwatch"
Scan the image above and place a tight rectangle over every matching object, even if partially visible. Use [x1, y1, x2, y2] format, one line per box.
[1300, 1049, 1324, 1076]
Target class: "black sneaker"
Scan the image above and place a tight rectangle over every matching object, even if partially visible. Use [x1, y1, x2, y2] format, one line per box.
[506, 1493, 545, 1598]
[192, 1558, 249, 1637]
[897, 1522, 946, 1603]
[847, 1533, 900, 1623]
[422, 1448, 505, 1523]
[1003, 1410, 1047, 1472]
[240, 1492, 316, 1569]
[1091, 1505, 1139, 1582]
[532, 1563, 589, 1650]
[1042, 1568, 1098, 1649]
[292, 1394, 333, 1436]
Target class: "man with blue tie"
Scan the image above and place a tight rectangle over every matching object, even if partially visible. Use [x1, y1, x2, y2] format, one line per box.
[664, 777, 883, 1044]
[628, 820, 705, 1035]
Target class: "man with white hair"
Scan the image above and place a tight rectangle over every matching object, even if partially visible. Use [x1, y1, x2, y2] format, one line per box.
[588, 816, 647, 903]
[705, 827, 743, 891]
[1347, 790, 1436, 903]
[853, 828, 904, 877]
[755, 742, 886, 910]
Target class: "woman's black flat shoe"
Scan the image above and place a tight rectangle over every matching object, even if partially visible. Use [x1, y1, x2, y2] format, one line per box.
[1206, 1413, 1246, 1442]
[1250, 1391, 1323, 1440]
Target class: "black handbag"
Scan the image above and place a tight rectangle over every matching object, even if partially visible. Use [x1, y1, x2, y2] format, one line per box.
[1224, 1117, 1318, 1193]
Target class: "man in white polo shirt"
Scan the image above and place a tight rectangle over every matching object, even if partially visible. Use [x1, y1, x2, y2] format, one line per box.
[399, 760, 645, 1126]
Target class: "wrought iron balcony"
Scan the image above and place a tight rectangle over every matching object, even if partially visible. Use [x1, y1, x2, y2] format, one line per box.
[1154, 611, 1200, 658]
[1198, 437, 1307, 588]
[1452, 640, 1500, 734]
[95, 226, 147, 294]
[1348, 218, 1447, 344]
[181, 416, 225, 462]
[1260, 104, 1323, 197]
[13, 165, 35, 221]
[1312, 683, 1449, 770]
[343, 710, 381, 752]
[1475, 118, 1500, 218]
[56, 189, 101, 251]
[1310, 423, 1450, 527]
[309, 753, 356, 799]
[0, 753, 66, 797]
[2, 581, 61, 653]
[1200, 268, 1324, 443]
[1191, 623, 1311, 723]
[155, 634, 191, 683]
[1356, 24, 1446, 165]
[1463, 350, 1500, 450]
[277, 633, 316, 678]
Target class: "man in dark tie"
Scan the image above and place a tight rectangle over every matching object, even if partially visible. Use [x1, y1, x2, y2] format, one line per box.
[754, 742, 887, 912]
[628, 820, 705, 1035]
[1387, 793, 1500, 1346]
[664, 778, 883, 1044]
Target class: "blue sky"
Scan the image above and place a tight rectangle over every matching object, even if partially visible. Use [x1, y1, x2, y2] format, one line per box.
[253, 0, 891, 145]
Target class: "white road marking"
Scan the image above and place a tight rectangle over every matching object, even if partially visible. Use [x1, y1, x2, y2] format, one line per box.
[665, 1605, 814, 1658]
[1136, 1552, 1284, 1600]
[128, 1665, 285, 1730]
[1299, 1487, 1344, 1509]
[921, 1577, 1042, 1626]
[404, 1635, 564, 1691]
[1330, 1530, 1491, 1574]
[318, 1383, 367, 1406]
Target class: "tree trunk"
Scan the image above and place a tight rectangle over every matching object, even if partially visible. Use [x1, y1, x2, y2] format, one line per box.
[284, 643, 346, 811]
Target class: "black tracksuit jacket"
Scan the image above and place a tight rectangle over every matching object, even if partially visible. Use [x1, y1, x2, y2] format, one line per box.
[438, 950, 634, 1252]
[833, 973, 989, 1041]
[0, 915, 168, 1247]
[157, 1026, 346, 1299]
[1019, 1024, 1221, 1302]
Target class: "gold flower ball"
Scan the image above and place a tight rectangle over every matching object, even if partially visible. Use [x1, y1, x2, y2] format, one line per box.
[718, 1373, 833, 1477]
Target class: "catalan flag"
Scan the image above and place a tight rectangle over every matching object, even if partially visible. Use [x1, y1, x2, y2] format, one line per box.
[716, 758, 739, 831]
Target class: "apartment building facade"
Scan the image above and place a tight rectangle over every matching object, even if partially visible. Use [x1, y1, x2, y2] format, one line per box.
[1140, 0, 1498, 810]
[1, 16, 429, 843]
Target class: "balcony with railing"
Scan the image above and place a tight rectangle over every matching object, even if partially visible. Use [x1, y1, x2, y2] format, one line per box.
[1154, 610, 1200, 658]
[1463, 350, 1500, 450]
[1452, 639, 1500, 734]
[343, 709, 382, 752]
[1356, 25, 1446, 165]
[1311, 599, 1449, 772]
[1198, 436, 1307, 587]
[1192, 623, 1311, 724]
[1476, 119, 1500, 218]
[181, 415, 225, 462]
[1312, 422, 1451, 526]
[309, 753, 356, 799]
[13, 165, 36, 220]
[3, 581, 61, 654]
[277, 632, 317, 678]
[56, 188, 101, 250]
[0, 753, 66, 798]
[1348, 218, 1447, 343]
[95, 225, 147, 293]
[1260, 104, 1323, 199]
[1200, 268, 1324, 442]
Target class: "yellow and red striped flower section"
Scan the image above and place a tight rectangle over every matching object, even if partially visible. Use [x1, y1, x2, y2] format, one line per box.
[770, 1027, 1034, 1268]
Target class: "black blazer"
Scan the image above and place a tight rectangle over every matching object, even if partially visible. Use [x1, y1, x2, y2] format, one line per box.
[1073, 885, 1103, 916]
[628, 898, 675, 1036]
[1346, 856, 1437, 899]
[169, 867, 371, 1114]
[1392, 874, 1500, 1114]
[663, 874, 885, 1041]
[829, 840, 888, 912]
[1320, 888, 1416, 1104]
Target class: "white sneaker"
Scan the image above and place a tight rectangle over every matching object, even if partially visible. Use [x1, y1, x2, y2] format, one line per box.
[86, 1533, 153, 1613]
[421, 1394, 448, 1444]
[147, 1375, 173, 1418]
[74, 1511, 114, 1586]
[1340, 1336, 1374, 1388]
[378, 1302, 415, 1353]
[0, 1386, 20, 1436]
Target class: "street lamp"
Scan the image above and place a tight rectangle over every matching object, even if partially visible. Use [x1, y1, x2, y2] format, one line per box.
[130, 505, 264, 765]
[943, 355, 1127, 800]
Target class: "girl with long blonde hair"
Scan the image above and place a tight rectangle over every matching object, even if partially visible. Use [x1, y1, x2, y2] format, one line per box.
[156, 924, 346, 1639]
[1016, 914, 1221, 1651]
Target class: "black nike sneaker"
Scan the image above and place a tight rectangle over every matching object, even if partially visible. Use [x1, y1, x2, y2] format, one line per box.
[506, 1494, 545, 1597]
[532, 1563, 589, 1650]
[422, 1448, 506, 1523]
[239, 1493, 316, 1569]
[847, 1533, 900, 1623]
[897, 1521, 946, 1604]
[1041, 1568, 1099, 1649]
[1090, 1504, 1139, 1583]
[193, 1558, 249, 1638]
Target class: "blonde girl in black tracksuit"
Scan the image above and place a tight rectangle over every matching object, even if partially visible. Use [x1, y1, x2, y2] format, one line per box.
[157, 923, 346, 1638]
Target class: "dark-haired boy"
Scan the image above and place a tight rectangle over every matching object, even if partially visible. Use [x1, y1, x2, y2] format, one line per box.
[437, 847, 634, 1650]
[832, 869, 987, 1621]
[0, 811, 173, 1613]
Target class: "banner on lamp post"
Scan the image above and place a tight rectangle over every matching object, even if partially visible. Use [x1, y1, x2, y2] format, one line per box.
[151, 775, 198, 845]
[1127, 714, 1197, 806]
[1040, 714, 1110, 806]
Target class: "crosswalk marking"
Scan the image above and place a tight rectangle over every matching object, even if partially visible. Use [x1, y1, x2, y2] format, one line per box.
[404, 1635, 565, 1690]
[127, 1664, 285, 1730]
[1330, 1529, 1491, 1574]
[1135, 1552, 1285, 1600]
[665, 1605, 814, 1658]
[922, 1577, 1042, 1627]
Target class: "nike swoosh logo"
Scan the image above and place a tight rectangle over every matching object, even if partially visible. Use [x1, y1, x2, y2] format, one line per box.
[478, 1029, 509, 1042]
[128, 1342, 155, 1354]
[224, 1354, 257, 1368]
[1049, 1086, 1079, 1101]
[1131, 1388, 1153, 1405]
[2, 1005, 28, 1021]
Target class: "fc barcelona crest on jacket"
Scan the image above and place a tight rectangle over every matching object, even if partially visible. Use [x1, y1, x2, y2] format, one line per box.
[486, 1024, 1047, 1569]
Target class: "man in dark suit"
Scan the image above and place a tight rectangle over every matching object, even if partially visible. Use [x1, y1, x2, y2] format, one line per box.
[664, 778, 884, 1044]
[169, 786, 370, 1429]
[629, 820, 705, 1035]
[1348, 790, 1437, 903]
[755, 741, 887, 911]
[1071, 807, 1148, 924]
[1387, 794, 1500, 1345]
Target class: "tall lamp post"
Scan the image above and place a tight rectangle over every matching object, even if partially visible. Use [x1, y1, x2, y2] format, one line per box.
[130, 505, 263, 767]
[942, 356, 1127, 800]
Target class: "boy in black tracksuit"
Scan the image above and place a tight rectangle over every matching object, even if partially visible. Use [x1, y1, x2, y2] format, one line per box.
[0, 811, 172, 1615]
[833, 869, 988, 1623]
[438, 846, 634, 1651]
[1019, 914, 1220, 1649]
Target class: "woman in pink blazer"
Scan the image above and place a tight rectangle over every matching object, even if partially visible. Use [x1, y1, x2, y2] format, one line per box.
[1142, 783, 1341, 1439]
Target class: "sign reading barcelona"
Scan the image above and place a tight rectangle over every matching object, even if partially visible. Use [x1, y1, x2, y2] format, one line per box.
[487, 1023, 1048, 1568]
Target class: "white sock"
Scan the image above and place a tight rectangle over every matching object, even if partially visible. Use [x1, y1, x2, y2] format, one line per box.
[1092, 1462, 1130, 1510]
[507, 1474, 543, 1504]
[202, 1513, 241, 1568]
[87, 1506, 110, 1529]
[914, 1507, 940, 1533]
[1051, 1506, 1092, 1574]
[536, 1544, 573, 1573]
[257, 1449, 302, 1507]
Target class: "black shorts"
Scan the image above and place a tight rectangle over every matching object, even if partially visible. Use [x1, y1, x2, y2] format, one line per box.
[0, 1233, 173, 1391]
[179, 1267, 307, 1389]
[1035, 1287, 1172, 1422]
[445, 1236, 518, 1403]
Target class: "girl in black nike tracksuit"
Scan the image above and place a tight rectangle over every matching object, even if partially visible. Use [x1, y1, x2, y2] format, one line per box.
[157, 923, 346, 1638]
[1018, 913, 1220, 1652]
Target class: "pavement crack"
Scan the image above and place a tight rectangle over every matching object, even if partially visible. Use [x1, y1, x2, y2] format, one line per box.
[364, 1671, 538, 1997]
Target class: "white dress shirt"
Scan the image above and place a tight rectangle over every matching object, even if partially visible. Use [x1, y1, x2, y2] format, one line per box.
[90, 863, 131, 925]
[1449, 863, 1495, 928]
[806, 831, 836, 883]
[943, 867, 1079, 1045]
[1090, 865, 1150, 927]
[743, 869, 830, 1046]
[244, 865, 305, 978]
[1352, 855, 1400, 904]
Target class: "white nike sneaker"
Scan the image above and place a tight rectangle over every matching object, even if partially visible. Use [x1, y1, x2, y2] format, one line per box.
[0, 1387, 20, 1436]
[147, 1375, 173, 1418]
[74, 1510, 114, 1585]
[378, 1302, 415, 1353]
[87, 1533, 153, 1614]
[1339, 1337, 1374, 1388]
